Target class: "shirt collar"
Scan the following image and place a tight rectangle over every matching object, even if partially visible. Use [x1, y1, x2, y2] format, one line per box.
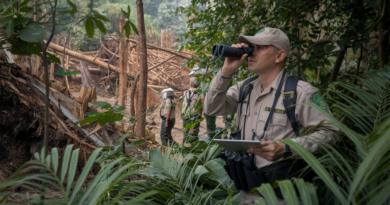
[254, 69, 285, 96]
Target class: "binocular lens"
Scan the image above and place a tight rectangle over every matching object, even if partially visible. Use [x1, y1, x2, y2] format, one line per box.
[212, 45, 220, 56]
[211, 44, 253, 58]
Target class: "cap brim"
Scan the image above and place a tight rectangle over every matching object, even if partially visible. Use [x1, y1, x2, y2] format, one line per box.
[238, 35, 272, 46]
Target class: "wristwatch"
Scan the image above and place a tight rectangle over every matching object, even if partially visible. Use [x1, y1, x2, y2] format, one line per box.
[221, 72, 233, 79]
[282, 144, 293, 158]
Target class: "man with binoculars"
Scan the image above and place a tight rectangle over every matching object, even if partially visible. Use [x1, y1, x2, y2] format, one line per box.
[204, 27, 338, 204]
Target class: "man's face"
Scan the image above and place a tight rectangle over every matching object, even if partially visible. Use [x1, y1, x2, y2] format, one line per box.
[248, 45, 278, 74]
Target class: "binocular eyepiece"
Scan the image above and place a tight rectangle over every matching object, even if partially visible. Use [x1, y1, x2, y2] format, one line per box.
[212, 44, 254, 58]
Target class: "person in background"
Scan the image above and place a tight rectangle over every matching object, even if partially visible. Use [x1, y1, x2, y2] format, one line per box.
[201, 95, 217, 140]
[160, 88, 177, 146]
[181, 77, 203, 144]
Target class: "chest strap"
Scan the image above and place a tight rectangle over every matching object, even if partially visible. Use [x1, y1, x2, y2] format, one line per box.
[253, 71, 287, 140]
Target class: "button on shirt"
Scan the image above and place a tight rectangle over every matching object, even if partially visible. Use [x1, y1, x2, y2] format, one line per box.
[204, 70, 339, 169]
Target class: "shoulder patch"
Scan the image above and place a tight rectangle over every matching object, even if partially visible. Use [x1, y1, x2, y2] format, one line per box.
[311, 91, 328, 111]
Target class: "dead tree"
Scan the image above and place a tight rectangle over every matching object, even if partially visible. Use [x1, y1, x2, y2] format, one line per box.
[136, 0, 148, 139]
[76, 61, 97, 119]
[118, 13, 128, 106]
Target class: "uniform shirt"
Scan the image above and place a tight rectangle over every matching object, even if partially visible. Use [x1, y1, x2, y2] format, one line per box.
[181, 88, 203, 118]
[204, 70, 339, 169]
[160, 98, 176, 119]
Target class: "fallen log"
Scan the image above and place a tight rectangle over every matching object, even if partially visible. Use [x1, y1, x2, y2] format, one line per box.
[126, 38, 192, 60]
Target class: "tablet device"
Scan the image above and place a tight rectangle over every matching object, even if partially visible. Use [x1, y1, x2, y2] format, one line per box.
[213, 139, 262, 152]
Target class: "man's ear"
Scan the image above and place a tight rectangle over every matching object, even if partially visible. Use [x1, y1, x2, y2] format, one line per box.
[276, 50, 287, 63]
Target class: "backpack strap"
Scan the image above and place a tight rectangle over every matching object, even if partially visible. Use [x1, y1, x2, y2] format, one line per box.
[236, 75, 259, 139]
[282, 76, 300, 137]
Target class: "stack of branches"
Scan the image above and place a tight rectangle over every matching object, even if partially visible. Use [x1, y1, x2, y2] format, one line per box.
[0, 62, 98, 181]
[47, 36, 192, 93]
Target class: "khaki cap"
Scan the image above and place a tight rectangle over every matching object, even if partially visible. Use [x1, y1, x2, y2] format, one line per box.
[238, 27, 291, 56]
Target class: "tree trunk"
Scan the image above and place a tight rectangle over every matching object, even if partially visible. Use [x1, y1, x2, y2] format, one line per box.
[136, 0, 148, 139]
[329, 48, 347, 83]
[379, 0, 389, 68]
[118, 13, 128, 106]
[130, 73, 139, 116]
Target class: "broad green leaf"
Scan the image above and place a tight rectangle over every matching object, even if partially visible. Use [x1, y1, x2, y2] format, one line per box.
[92, 10, 109, 22]
[92, 18, 106, 34]
[61, 144, 74, 184]
[5, 19, 13, 37]
[130, 139, 145, 146]
[47, 53, 61, 64]
[124, 21, 131, 39]
[45, 155, 51, 167]
[79, 115, 100, 125]
[53, 71, 81, 76]
[34, 152, 40, 161]
[51, 148, 59, 174]
[129, 21, 139, 36]
[85, 17, 94, 38]
[127, 5, 131, 18]
[67, 149, 79, 193]
[19, 0, 31, 9]
[89, 101, 108, 108]
[19, 21, 44, 42]
[112, 105, 125, 112]
[0, 16, 12, 27]
[101, 103, 111, 110]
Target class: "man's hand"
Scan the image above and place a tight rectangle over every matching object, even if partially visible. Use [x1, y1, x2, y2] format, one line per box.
[165, 121, 169, 128]
[247, 141, 285, 162]
[221, 43, 249, 76]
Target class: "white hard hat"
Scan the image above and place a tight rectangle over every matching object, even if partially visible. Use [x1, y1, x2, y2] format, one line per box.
[162, 88, 174, 93]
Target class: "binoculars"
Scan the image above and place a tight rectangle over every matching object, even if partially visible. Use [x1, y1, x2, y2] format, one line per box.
[212, 44, 254, 58]
[219, 149, 259, 192]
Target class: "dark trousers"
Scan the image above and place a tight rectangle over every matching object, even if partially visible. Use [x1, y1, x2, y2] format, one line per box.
[160, 117, 175, 146]
[183, 116, 201, 144]
[204, 113, 216, 140]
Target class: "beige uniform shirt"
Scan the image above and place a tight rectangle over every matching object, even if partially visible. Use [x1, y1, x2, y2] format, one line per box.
[160, 98, 176, 119]
[181, 88, 203, 118]
[205, 70, 339, 169]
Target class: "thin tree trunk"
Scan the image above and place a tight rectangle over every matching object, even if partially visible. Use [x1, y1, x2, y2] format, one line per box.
[329, 48, 347, 83]
[379, 0, 389, 68]
[136, 0, 148, 139]
[130, 73, 139, 116]
[119, 13, 128, 106]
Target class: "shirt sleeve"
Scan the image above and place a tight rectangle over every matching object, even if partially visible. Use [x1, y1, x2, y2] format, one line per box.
[204, 70, 240, 116]
[291, 86, 339, 156]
